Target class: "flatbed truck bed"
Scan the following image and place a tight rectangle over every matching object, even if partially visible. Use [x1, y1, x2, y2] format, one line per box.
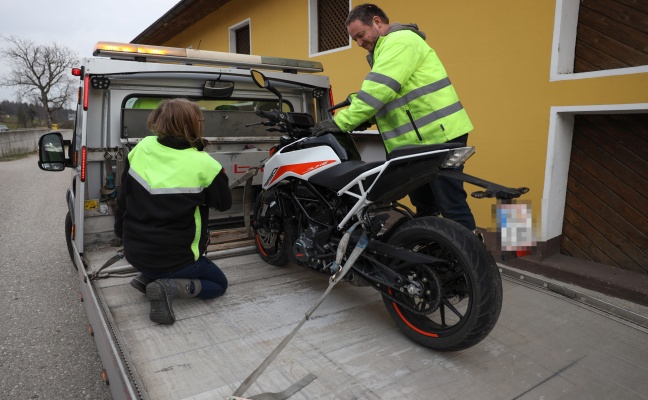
[81, 246, 648, 400]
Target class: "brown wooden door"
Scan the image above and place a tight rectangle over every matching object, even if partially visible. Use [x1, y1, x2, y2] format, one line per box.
[561, 114, 648, 274]
[575, 0, 648, 73]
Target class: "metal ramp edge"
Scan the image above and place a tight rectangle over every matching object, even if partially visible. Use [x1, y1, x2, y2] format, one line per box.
[499, 264, 648, 331]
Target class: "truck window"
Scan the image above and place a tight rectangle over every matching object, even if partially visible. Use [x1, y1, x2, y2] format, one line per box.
[124, 97, 292, 112]
[122, 96, 293, 140]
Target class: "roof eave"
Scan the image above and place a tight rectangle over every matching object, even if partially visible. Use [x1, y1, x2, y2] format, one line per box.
[131, 0, 232, 45]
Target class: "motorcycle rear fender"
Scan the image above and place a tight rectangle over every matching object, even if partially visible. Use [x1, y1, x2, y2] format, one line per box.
[375, 214, 411, 243]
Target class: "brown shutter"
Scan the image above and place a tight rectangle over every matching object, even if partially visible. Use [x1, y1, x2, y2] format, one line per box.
[318, 0, 349, 52]
[574, 0, 648, 72]
[236, 25, 250, 55]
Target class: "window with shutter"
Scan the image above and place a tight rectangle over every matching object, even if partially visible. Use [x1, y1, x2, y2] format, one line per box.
[309, 0, 350, 56]
[235, 25, 250, 55]
[229, 19, 251, 55]
[574, 0, 648, 73]
[318, 0, 349, 52]
[550, 0, 648, 80]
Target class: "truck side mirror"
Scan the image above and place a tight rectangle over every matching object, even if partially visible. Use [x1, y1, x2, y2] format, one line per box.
[38, 132, 67, 171]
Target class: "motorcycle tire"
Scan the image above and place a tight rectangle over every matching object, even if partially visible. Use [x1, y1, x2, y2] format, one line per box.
[381, 216, 502, 352]
[253, 191, 290, 267]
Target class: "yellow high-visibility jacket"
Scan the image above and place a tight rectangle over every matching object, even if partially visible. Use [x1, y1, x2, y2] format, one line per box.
[114, 136, 231, 273]
[334, 23, 473, 152]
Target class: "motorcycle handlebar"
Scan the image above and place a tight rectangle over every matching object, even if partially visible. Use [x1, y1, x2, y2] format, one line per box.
[254, 109, 315, 138]
[255, 109, 281, 121]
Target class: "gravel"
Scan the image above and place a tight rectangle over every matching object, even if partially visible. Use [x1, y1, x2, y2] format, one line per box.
[0, 151, 112, 399]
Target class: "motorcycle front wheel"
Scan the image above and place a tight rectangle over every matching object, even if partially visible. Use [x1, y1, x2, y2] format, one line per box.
[252, 191, 290, 266]
[382, 216, 502, 352]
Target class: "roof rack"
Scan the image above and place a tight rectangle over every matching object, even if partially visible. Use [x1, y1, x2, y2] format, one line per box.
[93, 42, 324, 73]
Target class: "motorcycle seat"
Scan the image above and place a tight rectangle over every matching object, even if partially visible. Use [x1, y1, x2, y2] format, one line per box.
[308, 160, 382, 191]
[388, 143, 464, 160]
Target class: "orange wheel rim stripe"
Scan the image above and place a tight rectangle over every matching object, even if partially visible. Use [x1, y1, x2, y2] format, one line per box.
[255, 235, 268, 257]
[388, 288, 439, 338]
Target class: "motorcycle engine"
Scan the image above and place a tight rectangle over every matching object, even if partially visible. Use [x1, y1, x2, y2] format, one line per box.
[292, 226, 326, 269]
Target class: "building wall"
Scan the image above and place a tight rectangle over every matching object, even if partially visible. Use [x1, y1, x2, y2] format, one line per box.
[161, 0, 648, 241]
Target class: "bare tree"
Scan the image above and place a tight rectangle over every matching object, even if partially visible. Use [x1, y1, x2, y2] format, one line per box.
[0, 36, 78, 129]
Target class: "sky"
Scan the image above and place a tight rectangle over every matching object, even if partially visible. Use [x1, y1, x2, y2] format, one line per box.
[0, 0, 181, 102]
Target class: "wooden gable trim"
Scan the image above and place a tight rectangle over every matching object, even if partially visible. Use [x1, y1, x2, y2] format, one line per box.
[132, 0, 232, 45]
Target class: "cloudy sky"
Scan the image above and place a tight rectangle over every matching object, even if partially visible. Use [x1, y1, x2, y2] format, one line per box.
[1, 0, 180, 102]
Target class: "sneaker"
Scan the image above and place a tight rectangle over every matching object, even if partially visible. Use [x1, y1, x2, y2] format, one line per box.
[130, 273, 152, 294]
[146, 279, 178, 324]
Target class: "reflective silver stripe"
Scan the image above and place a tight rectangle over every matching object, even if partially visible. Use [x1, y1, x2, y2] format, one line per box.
[366, 72, 401, 93]
[381, 101, 464, 140]
[356, 90, 385, 111]
[377, 77, 452, 117]
[129, 169, 204, 195]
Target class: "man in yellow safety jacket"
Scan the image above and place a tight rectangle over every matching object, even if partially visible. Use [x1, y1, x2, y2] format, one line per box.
[312, 3, 477, 232]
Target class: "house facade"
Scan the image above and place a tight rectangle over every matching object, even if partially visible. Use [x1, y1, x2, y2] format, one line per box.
[133, 0, 648, 276]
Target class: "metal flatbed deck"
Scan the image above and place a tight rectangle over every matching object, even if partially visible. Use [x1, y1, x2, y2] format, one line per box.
[88, 249, 648, 400]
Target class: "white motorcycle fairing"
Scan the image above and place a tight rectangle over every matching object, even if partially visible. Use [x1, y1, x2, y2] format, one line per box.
[261, 141, 342, 189]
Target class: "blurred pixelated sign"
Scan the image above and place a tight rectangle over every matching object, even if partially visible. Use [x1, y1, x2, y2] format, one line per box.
[497, 203, 533, 251]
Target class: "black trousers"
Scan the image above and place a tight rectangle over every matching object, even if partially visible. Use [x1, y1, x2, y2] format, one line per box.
[407, 134, 477, 231]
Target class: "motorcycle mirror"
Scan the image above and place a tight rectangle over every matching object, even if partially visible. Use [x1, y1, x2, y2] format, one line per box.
[251, 69, 284, 111]
[251, 70, 268, 88]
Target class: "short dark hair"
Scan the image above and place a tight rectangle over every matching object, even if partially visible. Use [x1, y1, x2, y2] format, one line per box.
[346, 3, 389, 26]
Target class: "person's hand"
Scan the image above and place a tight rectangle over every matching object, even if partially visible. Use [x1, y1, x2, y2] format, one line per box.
[312, 119, 342, 136]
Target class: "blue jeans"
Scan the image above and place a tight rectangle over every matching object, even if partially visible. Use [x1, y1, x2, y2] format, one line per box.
[143, 256, 228, 299]
[408, 134, 476, 231]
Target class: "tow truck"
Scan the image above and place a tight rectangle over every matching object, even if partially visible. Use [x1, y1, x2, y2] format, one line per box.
[37, 42, 648, 400]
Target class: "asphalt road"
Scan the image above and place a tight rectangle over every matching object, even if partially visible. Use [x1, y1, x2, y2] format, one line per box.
[0, 151, 112, 399]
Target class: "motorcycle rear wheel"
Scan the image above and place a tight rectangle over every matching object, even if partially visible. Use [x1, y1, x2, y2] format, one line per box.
[382, 216, 502, 352]
[253, 192, 290, 266]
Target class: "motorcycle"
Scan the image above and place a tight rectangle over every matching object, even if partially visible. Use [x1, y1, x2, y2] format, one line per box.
[248, 70, 528, 351]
